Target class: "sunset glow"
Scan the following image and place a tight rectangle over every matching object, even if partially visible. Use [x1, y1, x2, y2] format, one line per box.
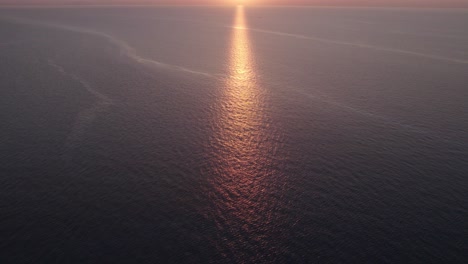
[1, 0, 467, 8]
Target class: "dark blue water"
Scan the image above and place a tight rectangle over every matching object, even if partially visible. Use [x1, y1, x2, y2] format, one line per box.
[1, 6, 467, 263]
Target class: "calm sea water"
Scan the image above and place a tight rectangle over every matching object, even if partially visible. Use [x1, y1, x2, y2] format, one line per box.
[1, 6, 467, 263]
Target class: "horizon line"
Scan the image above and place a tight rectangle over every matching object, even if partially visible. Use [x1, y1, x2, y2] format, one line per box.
[1, 4, 468, 9]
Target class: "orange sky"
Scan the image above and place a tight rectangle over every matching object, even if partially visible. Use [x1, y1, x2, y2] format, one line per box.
[1, 0, 468, 7]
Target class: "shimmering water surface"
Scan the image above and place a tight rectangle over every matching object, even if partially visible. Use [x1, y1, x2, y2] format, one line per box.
[1, 6, 467, 263]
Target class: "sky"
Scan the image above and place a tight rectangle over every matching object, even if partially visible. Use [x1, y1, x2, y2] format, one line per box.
[1, 0, 468, 7]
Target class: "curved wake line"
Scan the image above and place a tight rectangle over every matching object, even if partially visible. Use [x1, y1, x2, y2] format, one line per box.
[104, 14, 468, 65]
[0, 41, 20, 46]
[234, 26, 468, 65]
[135, 56, 215, 78]
[47, 59, 112, 151]
[0, 16, 216, 78]
[287, 85, 461, 145]
[2, 16, 460, 143]
[47, 59, 111, 103]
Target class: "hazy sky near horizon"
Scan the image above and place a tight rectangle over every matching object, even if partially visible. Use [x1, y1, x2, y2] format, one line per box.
[1, 0, 468, 7]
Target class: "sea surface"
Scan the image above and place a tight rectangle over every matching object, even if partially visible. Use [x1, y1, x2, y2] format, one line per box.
[0, 6, 467, 263]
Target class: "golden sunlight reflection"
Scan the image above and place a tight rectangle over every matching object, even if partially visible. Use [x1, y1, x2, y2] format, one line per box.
[218, 5, 261, 180]
[205, 6, 285, 256]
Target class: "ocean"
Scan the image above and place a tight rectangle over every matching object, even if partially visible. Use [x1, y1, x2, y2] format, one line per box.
[0, 6, 467, 263]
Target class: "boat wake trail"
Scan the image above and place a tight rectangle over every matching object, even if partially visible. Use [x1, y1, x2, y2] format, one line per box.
[47, 59, 113, 152]
[1, 16, 458, 145]
[0, 41, 21, 46]
[108, 14, 468, 65]
[1, 16, 216, 78]
[286, 85, 460, 145]
[233, 26, 468, 65]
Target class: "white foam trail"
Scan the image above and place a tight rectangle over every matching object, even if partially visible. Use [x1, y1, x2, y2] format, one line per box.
[135, 57, 215, 78]
[0, 41, 19, 46]
[47, 59, 112, 150]
[99, 14, 468, 65]
[1, 16, 216, 78]
[2, 16, 460, 143]
[47, 59, 110, 102]
[284, 85, 459, 144]
[389, 29, 468, 41]
[234, 26, 468, 65]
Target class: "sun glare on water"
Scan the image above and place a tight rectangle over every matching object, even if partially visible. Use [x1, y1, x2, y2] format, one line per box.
[204, 5, 286, 253]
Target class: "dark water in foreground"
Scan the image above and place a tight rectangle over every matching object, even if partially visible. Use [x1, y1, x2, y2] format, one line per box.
[1, 6, 467, 263]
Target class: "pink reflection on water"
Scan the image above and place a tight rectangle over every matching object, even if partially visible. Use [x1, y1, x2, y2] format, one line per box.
[205, 7, 287, 256]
